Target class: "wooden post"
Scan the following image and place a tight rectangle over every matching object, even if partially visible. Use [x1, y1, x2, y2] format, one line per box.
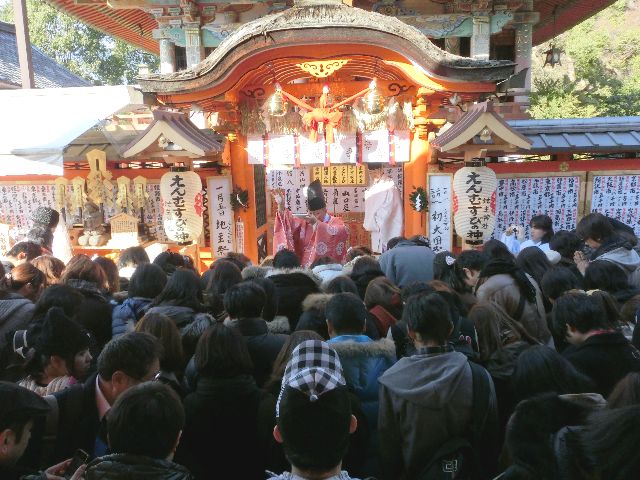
[13, 0, 34, 89]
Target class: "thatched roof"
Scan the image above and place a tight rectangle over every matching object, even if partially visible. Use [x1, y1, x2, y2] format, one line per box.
[138, 0, 514, 95]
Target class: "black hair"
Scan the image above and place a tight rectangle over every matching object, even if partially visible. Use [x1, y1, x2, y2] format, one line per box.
[151, 268, 202, 311]
[310, 256, 336, 269]
[224, 252, 251, 271]
[580, 406, 640, 480]
[6, 241, 43, 261]
[400, 281, 435, 303]
[32, 284, 84, 321]
[250, 277, 278, 322]
[433, 251, 473, 295]
[1, 412, 33, 443]
[93, 257, 120, 295]
[402, 292, 452, 343]
[583, 260, 631, 294]
[552, 291, 609, 336]
[540, 266, 581, 301]
[325, 293, 367, 335]
[576, 212, 615, 243]
[550, 230, 583, 259]
[128, 263, 167, 299]
[273, 249, 301, 269]
[224, 282, 266, 318]
[324, 276, 359, 295]
[386, 236, 405, 250]
[278, 385, 352, 473]
[350, 256, 381, 278]
[135, 312, 185, 374]
[152, 251, 185, 276]
[530, 214, 554, 243]
[117, 246, 150, 269]
[516, 246, 553, 287]
[456, 250, 488, 273]
[204, 260, 242, 297]
[482, 239, 515, 262]
[97, 332, 161, 381]
[511, 345, 595, 402]
[107, 382, 184, 459]
[195, 323, 253, 378]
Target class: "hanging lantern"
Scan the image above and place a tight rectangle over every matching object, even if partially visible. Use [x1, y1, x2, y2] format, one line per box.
[543, 45, 562, 68]
[269, 83, 287, 117]
[160, 168, 204, 244]
[452, 159, 497, 246]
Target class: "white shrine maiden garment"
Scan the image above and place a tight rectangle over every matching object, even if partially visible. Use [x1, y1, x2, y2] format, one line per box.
[364, 177, 403, 253]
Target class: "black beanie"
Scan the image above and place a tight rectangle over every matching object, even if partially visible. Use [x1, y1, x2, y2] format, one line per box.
[306, 180, 326, 211]
[32, 307, 90, 358]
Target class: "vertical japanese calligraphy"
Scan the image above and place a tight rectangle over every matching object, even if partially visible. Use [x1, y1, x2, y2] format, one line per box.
[206, 176, 234, 258]
[591, 174, 640, 236]
[159, 171, 204, 244]
[428, 175, 452, 253]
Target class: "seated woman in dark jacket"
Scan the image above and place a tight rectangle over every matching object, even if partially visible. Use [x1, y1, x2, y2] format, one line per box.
[174, 323, 275, 480]
[146, 269, 203, 329]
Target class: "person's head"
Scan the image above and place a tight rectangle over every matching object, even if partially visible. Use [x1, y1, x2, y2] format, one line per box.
[400, 281, 435, 303]
[579, 406, 640, 480]
[552, 292, 609, 345]
[117, 246, 150, 270]
[608, 373, 640, 408]
[23, 307, 92, 382]
[152, 251, 185, 276]
[386, 236, 405, 251]
[310, 256, 337, 269]
[273, 249, 301, 269]
[529, 214, 554, 243]
[324, 276, 359, 295]
[326, 293, 367, 337]
[5, 242, 43, 266]
[402, 292, 453, 347]
[195, 323, 253, 379]
[251, 277, 278, 322]
[516, 246, 553, 287]
[223, 281, 266, 319]
[483, 239, 515, 262]
[225, 252, 252, 270]
[540, 266, 582, 302]
[128, 263, 167, 299]
[468, 302, 536, 362]
[180, 313, 215, 360]
[0, 263, 45, 301]
[32, 284, 84, 323]
[587, 289, 621, 327]
[60, 254, 108, 291]
[346, 246, 373, 262]
[152, 268, 202, 311]
[135, 312, 185, 374]
[364, 276, 401, 312]
[107, 382, 183, 461]
[266, 331, 324, 392]
[620, 294, 640, 326]
[30, 207, 59, 230]
[350, 255, 381, 278]
[456, 250, 487, 288]
[93, 256, 120, 295]
[274, 340, 356, 476]
[511, 345, 594, 401]
[241, 265, 267, 281]
[30, 255, 65, 286]
[204, 259, 242, 297]
[408, 235, 431, 248]
[576, 212, 616, 249]
[97, 332, 162, 405]
[0, 382, 50, 466]
[306, 179, 327, 222]
[550, 230, 583, 260]
[583, 260, 631, 294]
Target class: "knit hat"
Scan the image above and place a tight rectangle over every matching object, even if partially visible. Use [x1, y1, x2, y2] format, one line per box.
[31, 207, 60, 228]
[31, 307, 90, 358]
[306, 180, 326, 211]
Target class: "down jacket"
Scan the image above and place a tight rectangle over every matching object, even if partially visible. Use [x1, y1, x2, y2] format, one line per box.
[111, 297, 153, 337]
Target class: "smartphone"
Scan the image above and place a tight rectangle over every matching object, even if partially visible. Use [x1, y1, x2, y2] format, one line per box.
[64, 449, 89, 479]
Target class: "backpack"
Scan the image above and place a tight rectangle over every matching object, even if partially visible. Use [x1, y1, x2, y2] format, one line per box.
[417, 361, 493, 480]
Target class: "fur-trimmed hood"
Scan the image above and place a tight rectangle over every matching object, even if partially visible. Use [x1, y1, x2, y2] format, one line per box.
[266, 315, 290, 334]
[330, 336, 396, 359]
[302, 293, 333, 311]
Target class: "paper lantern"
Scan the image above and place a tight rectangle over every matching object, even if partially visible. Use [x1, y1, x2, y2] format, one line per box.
[452, 159, 497, 246]
[160, 170, 204, 244]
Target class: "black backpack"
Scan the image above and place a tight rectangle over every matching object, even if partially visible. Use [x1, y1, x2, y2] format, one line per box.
[417, 361, 493, 480]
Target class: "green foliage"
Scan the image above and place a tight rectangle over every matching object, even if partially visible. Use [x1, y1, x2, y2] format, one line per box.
[530, 0, 640, 118]
[0, 0, 158, 85]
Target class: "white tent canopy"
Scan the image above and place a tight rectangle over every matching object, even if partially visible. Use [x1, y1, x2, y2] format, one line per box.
[0, 86, 145, 176]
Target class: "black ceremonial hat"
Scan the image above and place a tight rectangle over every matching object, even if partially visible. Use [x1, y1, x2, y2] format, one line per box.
[306, 180, 326, 211]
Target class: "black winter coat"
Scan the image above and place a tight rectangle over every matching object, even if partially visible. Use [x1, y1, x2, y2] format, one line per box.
[563, 331, 640, 397]
[85, 454, 194, 480]
[175, 375, 275, 480]
[269, 271, 320, 330]
[229, 317, 288, 387]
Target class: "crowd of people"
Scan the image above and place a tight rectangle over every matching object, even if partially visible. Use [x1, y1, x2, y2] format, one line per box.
[1, 207, 640, 480]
